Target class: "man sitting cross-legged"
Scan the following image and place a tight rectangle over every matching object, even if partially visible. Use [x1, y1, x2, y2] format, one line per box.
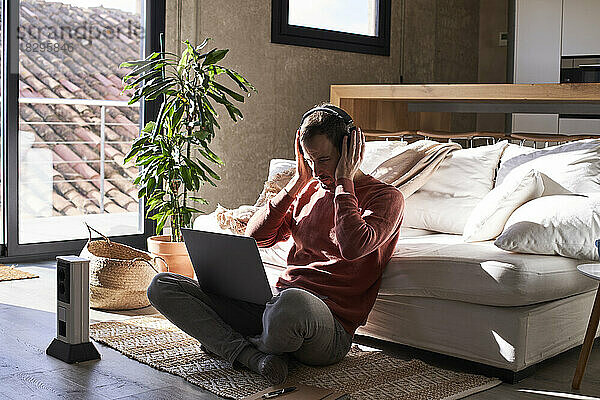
[147, 104, 404, 385]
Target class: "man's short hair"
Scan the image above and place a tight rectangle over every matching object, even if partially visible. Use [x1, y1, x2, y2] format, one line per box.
[299, 102, 347, 153]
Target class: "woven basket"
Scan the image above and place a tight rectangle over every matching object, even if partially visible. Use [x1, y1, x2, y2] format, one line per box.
[80, 224, 167, 310]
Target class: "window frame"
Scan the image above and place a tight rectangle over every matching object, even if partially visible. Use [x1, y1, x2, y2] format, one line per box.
[1, 0, 164, 261]
[271, 0, 391, 56]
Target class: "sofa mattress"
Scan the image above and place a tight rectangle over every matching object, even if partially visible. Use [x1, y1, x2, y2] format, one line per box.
[380, 233, 596, 307]
[193, 214, 596, 307]
[258, 232, 596, 307]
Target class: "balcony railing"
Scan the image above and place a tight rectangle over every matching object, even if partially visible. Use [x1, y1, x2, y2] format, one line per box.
[18, 97, 140, 214]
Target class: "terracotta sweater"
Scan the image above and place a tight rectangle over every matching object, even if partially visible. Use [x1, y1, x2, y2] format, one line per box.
[246, 174, 404, 334]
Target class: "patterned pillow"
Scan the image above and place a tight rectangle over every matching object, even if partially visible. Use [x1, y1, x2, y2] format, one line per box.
[254, 167, 295, 207]
[215, 167, 295, 235]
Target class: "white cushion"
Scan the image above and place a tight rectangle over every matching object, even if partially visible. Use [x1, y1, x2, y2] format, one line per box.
[403, 191, 481, 234]
[403, 141, 509, 234]
[495, 194, 600, 261]
[498, 143, 536, 172]
[418, 141, 508, 197]
[193, 211, 233, 233]
[496, 139, 600, 193]
[463, 169, 570, 242]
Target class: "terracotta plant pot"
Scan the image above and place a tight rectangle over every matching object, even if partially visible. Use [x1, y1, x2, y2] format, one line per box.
[147, 235, 194, 278]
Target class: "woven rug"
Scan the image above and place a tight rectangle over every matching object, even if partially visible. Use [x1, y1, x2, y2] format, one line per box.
[0, 265, 39, 281]
[90, 315, 501, 399]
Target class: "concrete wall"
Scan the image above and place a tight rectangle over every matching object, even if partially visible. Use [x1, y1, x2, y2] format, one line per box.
[165, 0, 403, 210]
[402, 0, 481, 132]
[477, 0, 509, 132]
[403, 0, 480, 84]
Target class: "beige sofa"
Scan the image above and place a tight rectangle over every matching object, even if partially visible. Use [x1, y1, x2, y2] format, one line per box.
[193, 139, 600, 382]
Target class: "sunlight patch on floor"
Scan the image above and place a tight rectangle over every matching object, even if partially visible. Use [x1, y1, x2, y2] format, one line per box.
[0, 266, 57, 313]
[518, 389, 600, 400]
[356, 344, 381, 352]
[0, 265, 157, 323]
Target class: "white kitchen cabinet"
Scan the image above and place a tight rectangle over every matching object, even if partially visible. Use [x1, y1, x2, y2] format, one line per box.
[562, 0, 600, 56]
[512, 0, 562, 134]
[513, 0, 562, 84]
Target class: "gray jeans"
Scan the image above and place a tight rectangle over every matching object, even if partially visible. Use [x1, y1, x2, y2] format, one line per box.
[147, 272, 353, 367]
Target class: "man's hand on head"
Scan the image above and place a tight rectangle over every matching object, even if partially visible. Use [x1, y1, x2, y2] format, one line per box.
[335, 127, 365, 182]
[294, 129, 313, 186]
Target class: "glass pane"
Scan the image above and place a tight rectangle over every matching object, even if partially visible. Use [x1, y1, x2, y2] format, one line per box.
[288, 0, 379, 36]
[18, 0, 143, 243]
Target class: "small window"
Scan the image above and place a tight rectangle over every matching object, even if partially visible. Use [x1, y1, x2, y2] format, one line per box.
[271, 0, 391, 56]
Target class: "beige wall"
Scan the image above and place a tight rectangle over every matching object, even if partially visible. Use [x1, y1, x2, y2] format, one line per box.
[165, 0, 403, 211]
[402, 0, 480, 84]
[477, 0, 509, 131]
[401, 0, 509, 133]
[402, 0, 481, 132]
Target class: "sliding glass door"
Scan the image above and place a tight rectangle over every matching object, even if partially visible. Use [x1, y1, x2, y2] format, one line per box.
[3, 0, 164, 259]
[0, 1, 3, 251]
[18, 0, 145, 243]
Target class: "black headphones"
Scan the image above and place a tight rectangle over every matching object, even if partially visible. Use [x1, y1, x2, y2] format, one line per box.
[299, 104, 356, 153]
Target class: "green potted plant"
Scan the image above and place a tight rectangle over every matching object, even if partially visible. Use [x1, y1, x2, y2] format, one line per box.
[120, 39, 256, 277]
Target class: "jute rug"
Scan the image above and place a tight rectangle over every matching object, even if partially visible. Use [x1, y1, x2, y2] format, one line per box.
[90, 315, 501, 399]
[0, 265, 39, 281]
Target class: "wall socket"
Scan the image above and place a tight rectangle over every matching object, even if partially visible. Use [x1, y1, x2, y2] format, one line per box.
[498, 32, 508, 47]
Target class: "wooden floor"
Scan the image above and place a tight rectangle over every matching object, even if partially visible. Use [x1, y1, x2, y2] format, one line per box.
[1, 261, 600, 399]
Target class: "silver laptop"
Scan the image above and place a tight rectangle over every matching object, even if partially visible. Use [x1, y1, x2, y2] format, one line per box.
[181, 228, 275, 304]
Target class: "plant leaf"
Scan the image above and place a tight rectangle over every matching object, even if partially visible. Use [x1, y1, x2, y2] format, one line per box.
[156, 212, 169, 235]
[142, 121, 156, 134]
[225, 68, 257, 93]
[196, 159, 221, 180]
[202, 48, 229, 66]
[127, 59, 166, 77]
[195, 37, 211, 52]
[190, 196, 209, 205]
[212, 81, 245, 102]
[123, 70, 161, 90]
